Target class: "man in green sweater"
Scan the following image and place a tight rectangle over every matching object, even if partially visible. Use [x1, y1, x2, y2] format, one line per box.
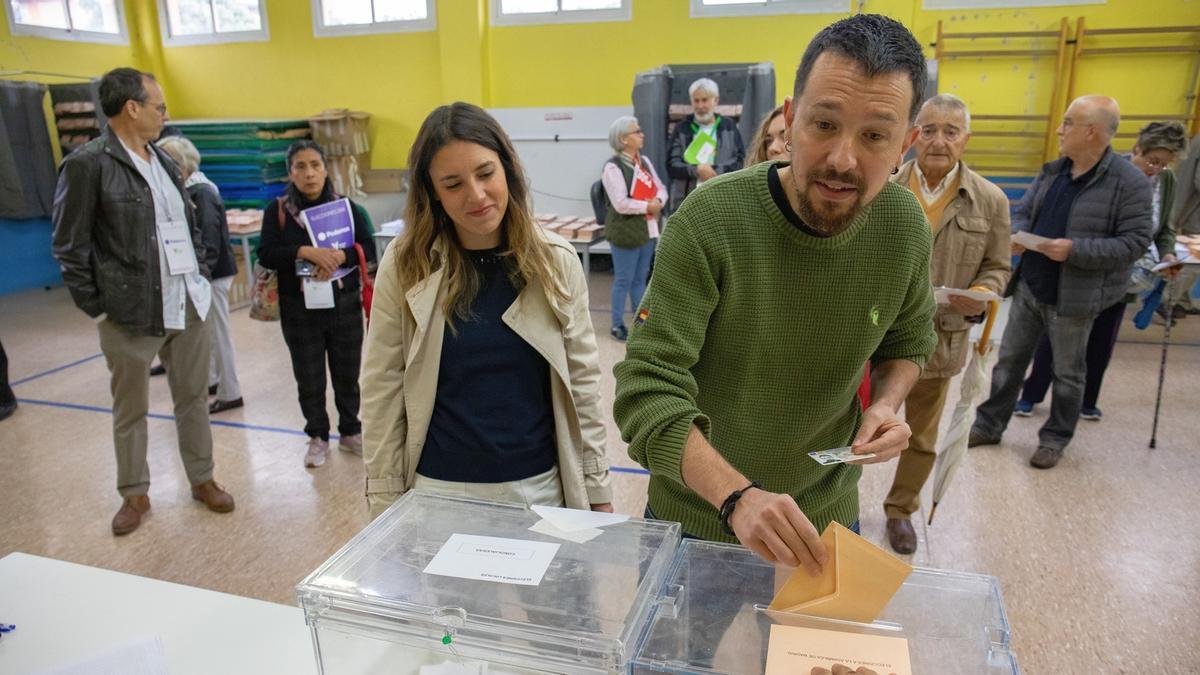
[614, 14, 937, 575]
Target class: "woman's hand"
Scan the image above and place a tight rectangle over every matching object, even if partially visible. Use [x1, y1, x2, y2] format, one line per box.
[300, 246, 346, 279]
[646, 198, 663, 217]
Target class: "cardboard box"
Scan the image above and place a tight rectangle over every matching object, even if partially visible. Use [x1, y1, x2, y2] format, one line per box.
[361, 169, 406, 194]
[309, 109, 371, 157]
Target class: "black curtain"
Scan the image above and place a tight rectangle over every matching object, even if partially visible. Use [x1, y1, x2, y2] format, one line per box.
[0, 80, 57, 219]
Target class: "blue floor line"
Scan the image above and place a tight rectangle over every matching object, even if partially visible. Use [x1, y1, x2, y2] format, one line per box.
[11, 353, 105, 387]
[16, 398, 331, 439]
[14, 397, 654, 475]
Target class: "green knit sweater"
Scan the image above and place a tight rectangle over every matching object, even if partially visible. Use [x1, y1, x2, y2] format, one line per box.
[613, 160, 937, 542]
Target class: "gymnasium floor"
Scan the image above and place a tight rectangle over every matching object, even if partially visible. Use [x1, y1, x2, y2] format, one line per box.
[1, 271, 1197, 673]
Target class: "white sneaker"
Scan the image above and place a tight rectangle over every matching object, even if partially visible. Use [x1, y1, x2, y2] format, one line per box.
[304, 437, 329, 468]
[338, 434, 363, 456]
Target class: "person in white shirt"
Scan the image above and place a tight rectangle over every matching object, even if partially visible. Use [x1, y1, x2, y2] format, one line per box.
[51, 68, 235, 536]
[601, 116, 667, 341]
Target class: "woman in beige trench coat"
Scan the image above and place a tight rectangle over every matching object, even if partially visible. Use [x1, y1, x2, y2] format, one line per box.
[360, 103, 613, 520]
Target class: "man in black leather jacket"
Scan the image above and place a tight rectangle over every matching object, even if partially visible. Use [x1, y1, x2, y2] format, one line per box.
[51, 67, 235, 535]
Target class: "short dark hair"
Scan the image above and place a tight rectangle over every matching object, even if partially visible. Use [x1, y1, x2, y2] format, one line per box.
[793, 14, 927, 123]
[99, 67, 155, 118]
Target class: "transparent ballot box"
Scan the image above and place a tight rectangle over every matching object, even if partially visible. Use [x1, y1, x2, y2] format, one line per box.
[297, 491, 681, 674]
[632, 539, 1018, 674]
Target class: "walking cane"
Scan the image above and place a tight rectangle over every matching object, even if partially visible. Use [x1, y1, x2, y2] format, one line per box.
[1149, 282, 1174, 449]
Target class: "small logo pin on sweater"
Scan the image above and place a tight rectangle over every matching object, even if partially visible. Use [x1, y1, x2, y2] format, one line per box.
[869, 306, 880, 327]
[635, 307, 649, 326]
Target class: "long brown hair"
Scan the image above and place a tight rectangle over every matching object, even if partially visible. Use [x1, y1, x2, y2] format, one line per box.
[396, 102, 568, 327]
[745, 105, 785, 168]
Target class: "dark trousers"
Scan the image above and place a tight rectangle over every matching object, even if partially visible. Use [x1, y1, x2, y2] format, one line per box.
[974, 282, 1096, 450]
[1020, 301, 1126, 410]
[279, 287, 363, 440]
[0, 339, 14, 405]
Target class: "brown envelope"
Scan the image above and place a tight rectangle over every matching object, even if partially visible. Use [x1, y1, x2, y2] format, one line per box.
[768, 521, 912, 623]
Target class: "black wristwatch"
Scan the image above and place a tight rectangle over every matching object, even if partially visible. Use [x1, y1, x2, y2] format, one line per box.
[718, 481, 761, 536]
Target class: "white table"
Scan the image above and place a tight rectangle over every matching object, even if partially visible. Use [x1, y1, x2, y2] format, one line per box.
[372, 231, 398, 259]
[227, 227, 262, 293]
[0, 552, 316, 675]
[571, 236, 606, 278]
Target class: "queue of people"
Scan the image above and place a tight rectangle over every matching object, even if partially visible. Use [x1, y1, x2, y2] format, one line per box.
[49, 12, 1191, 564]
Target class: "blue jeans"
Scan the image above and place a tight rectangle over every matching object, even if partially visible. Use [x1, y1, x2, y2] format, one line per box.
[974, 281, 1096, 450]
[610, 238, 656, 329]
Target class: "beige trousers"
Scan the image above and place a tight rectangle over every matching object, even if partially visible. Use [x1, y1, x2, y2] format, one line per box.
[98, 300, 213, 497]
[884, 375, 952, 519]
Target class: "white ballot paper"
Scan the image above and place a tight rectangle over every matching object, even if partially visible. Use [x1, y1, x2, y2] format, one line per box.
[44, 636, 169, 675]
[1012, 231, 1051, 250]
[531, 505, 629, 532]
[934, 286, 1002, 305]
[423, 534, 559, 586]
[529, 518, 603, 544]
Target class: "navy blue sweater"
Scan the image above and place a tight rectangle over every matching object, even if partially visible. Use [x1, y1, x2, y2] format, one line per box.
[417, 249, 557, 483]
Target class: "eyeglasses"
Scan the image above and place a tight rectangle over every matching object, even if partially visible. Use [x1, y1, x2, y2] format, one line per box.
[1060, 118, 1092, 130]
[139, 100, 168, 115]
[1142, 157, 1170, 170]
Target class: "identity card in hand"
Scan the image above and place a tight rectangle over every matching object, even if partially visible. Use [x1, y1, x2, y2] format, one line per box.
[1012, 231, 1051, 251]
[808, 446, 875, 466]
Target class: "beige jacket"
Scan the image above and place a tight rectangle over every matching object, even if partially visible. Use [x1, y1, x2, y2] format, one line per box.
[361, 232, 613, 520]
[893, 160, 1012, 379]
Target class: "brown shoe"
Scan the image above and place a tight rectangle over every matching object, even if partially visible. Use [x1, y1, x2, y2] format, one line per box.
[190, 480, 235, 513]
[886, 517, 917, 554]
[1029, 445, 1064, 469]
[111, 495, 151, 536]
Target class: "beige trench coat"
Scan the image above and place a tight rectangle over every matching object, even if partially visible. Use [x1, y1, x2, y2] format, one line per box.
[361, 232, 613, 520]
[893, 160, 1012, 379]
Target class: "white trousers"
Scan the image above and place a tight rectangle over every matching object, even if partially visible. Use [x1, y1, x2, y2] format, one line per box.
[207, 275, 242, 401]
[413, 465, 565, 508]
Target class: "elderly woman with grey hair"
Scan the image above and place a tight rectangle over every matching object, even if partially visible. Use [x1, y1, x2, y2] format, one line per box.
[1017, 120, 1189, 421]
[156, 135, 243, 413]
[601, 115, 667, 341]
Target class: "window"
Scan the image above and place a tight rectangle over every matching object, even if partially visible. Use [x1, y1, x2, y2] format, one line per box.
[923, 0, 1101, 7]
[690, 0, 848, 18]
[312, 0, 435, 37]
[4, 0, 127, 43]
[157, 0, 268, 46]
[491, 0, 631, 27]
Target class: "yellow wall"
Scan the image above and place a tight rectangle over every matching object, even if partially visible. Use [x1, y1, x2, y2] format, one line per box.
[160, 0, 443, 169]
[486, 0, 915, 108]
[4, 0, 1198, 170]
[0, 0, 143, 84]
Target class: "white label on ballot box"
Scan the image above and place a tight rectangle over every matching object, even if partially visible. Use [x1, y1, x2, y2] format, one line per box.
[302, 278, 335, 309]
[158, 219, 195, 275]
[423, 534, 559, 586]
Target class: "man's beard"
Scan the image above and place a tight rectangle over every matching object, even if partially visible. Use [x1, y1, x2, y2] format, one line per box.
[793, 168, 866, 235]
[694, 111, 715, 125]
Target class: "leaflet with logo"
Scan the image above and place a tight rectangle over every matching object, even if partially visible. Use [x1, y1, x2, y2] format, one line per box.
[300, 198, 356, 281]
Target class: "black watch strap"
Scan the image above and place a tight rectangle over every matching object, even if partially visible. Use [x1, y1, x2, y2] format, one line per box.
[718, 481, 761, 536]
